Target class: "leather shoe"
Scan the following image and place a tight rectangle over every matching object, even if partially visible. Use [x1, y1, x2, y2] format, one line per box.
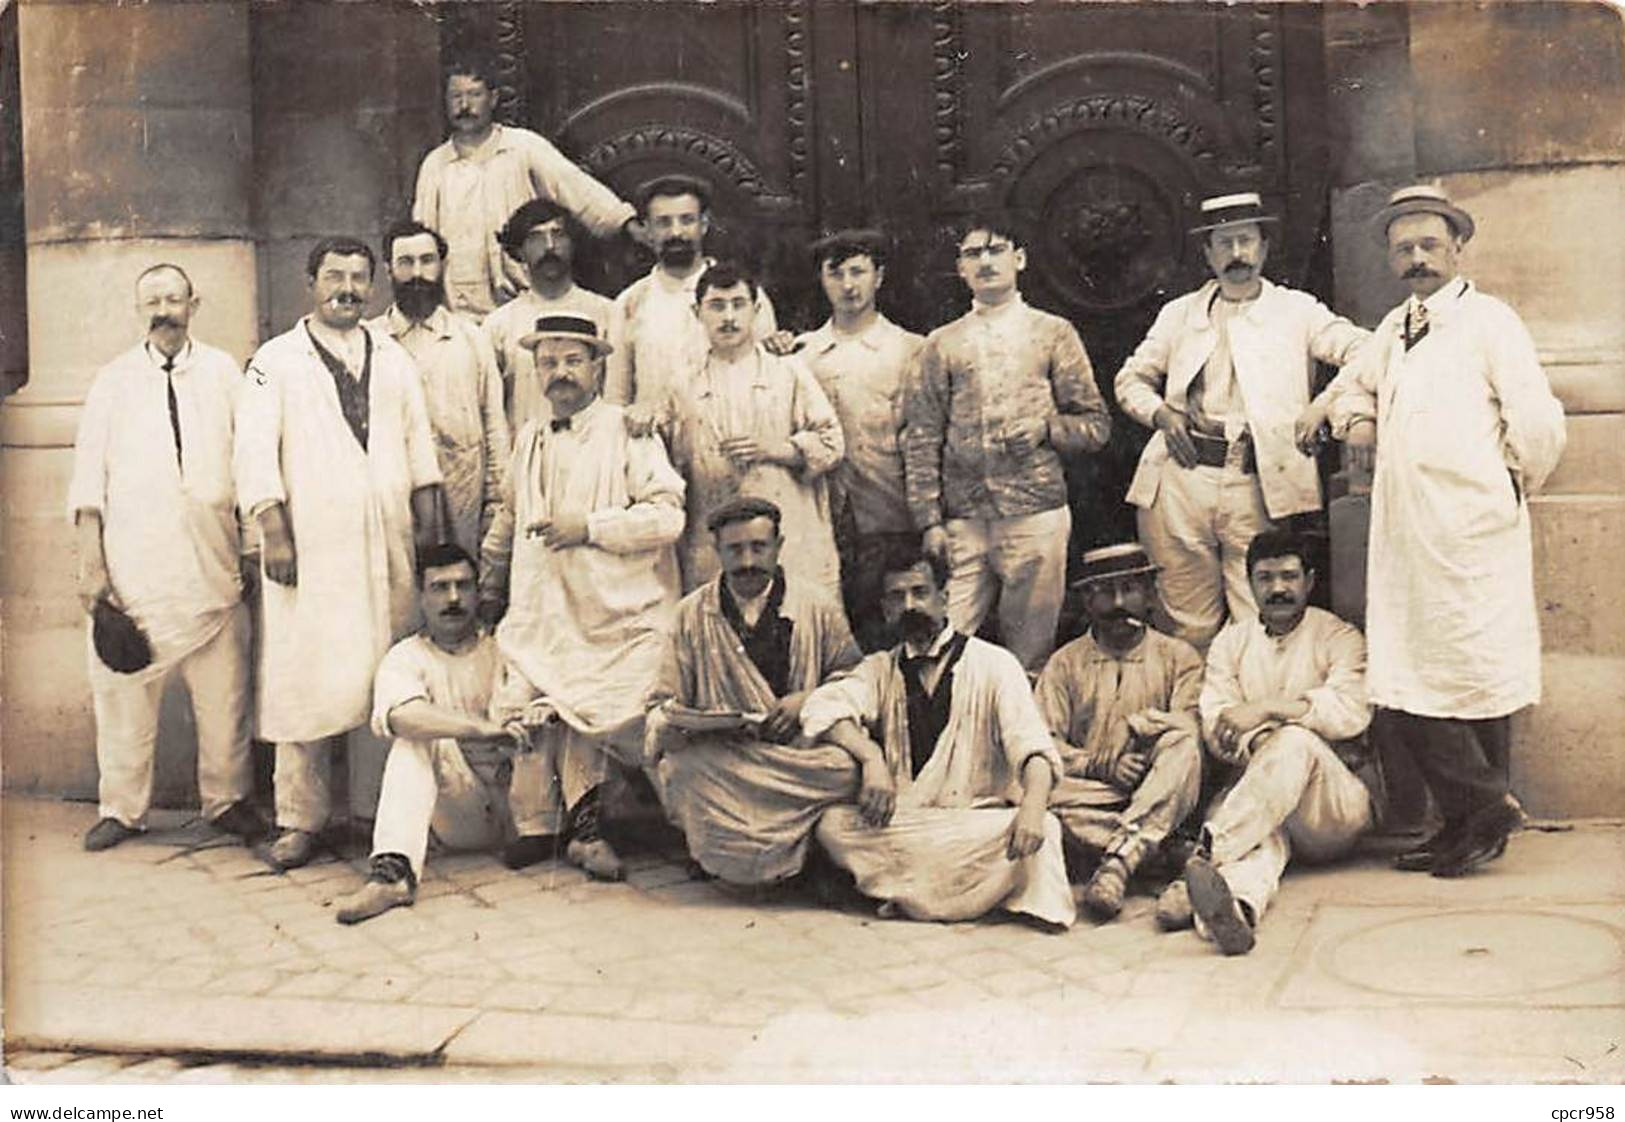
[565, 836, 625, 881]
[260, 828, 319, 872]
[1081, 857, 1130, 921]
[501, 834, 558, 870]
[210, 801, 270, 844]
[1155, 878, 1194, 931]
[84, 817, 140, 852]
[334, 877, 414, 925]
[1431, 798, 1521, 878]
[1185, 856, 1255, 956]
[1394, 827, 1456, 872]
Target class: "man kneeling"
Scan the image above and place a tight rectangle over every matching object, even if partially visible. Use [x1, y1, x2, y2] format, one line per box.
[1158, 530, 1372, 954]
[333, 544, 545, 924]
[1036, 543, 1204, 920]
[803, 542, 1075, 930]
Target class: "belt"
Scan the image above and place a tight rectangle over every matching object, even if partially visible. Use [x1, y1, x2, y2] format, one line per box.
[1189, 430, 1255, 473]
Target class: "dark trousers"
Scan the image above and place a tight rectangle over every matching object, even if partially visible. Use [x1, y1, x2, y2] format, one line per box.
[1372, 708, 1510, 830]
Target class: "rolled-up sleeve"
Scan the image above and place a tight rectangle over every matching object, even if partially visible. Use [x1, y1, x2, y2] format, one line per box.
[370, 641, 430, 739]
[801, 653, 887, 740]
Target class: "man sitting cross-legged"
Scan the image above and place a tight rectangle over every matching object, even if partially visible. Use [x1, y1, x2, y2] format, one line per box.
[332, 543, 549, 925]
[803, 540, 1076, 930]
[646, 496, 864, 884]
[1035, 543, 1205, 921]
[1157, 530, 1373, 955]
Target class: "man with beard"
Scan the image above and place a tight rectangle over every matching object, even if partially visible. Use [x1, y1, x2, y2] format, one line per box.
[796, 229, 926, 651]
[1116, 192, 1368, 651]
[1155, 531, 1371, 955]
[69, 264, 266, 851]
[1035, 543, 1205, 920]
[482, 199, 615, 432]
[804, 542, 1076, 930]
[412, 56, 636, 320]
[662, 261, 844, 594]
[369, 220, 510, 558]
[604, 175, 777, 422]
[646, 497, 864, 884]
[331, 544, 559, 924]
[1326, 185, 1565, 877]
[903, 213, 1112, 676]
[479, 314, 686, 880]
[237, 237, 445, 870]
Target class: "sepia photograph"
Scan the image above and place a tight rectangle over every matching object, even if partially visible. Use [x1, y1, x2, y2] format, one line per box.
[0, 0, 1621, 1097]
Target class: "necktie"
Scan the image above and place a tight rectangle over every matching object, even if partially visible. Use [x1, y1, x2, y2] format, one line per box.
[1405, 300, 1429, 351]
[162, 356, 183, 468]
[550, 416, 572, 433]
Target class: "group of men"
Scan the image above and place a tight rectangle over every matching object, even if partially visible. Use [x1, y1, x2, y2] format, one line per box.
[70, 58, 1566, 956]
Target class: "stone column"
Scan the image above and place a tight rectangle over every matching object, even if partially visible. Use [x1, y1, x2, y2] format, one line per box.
[0, 1, 258, 802]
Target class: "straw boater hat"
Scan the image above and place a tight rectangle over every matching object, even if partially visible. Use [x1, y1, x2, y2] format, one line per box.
[1189, 191, 1280, 234]
[519, 313, 614, 355]
[1370, 183, 1476, 245]
[1072, 542, 1159, 588]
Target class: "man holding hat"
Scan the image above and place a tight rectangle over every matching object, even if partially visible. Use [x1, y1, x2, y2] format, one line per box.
[479, 312, 686, 880]
[1116, 192, 1368, 651]
[1326, 184, 1566, 878]
[1034, 543, 1205, 920]
[69, 263, 265, 852]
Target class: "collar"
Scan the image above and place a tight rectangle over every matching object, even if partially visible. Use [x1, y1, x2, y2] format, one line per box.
[549, 396, 603, 434]
[971, 293, 1026, 319]
[718, 568, 789, 629]
[804, 314, 893, 356]
[1417, 276, 1469, 316]
[1256, 609, 1310, 643]
[447, 123, 509, 161]
[1194, 278, 1276, 329]
[144, 338, 193, 372]
[1082, 626, 1148, 664]
[385, 302, 453, 340]
[902, 622, 957, 661]
[649, 256, 714, 293]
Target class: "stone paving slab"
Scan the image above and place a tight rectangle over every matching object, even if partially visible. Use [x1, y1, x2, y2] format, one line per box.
[4, 796, 1624, 1082]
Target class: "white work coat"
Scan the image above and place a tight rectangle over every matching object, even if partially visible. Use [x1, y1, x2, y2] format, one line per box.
[236, 319, 443, 742]
[1117, 279, 1368, 518]
[1328, 280, 1566, 719]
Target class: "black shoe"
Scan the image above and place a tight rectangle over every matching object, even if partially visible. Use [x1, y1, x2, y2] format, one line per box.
[1431, 798, 1521, 878]
[502, 834, 558, 870]
[84, 817, 140, 852]
[1394, 827, 1457, 873]
[1185, 856, 1256, 956]
[210, 801, 270, 844]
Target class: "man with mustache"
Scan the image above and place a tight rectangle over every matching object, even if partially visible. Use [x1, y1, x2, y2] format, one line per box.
[1325, 185, 1566, 878]
[795, 229, 926, 651]
[1034, 543, 1205, 920]
[237, 237, 446, 871]
[1155, 531, 1372, 955]
[661, 261, 843, 594]
[412, 56, 637, 320]
[482, 199, 614, 432]
[903, 213, 1112, 675]
[479, 314, 686, 880]
[369, 220, 511, 558]
[331, 543, 553, 924]
[1116, 193, 1368, 651]
[68, 264, 266, 852]
[803, 541, 1076, 930]
[603, 175, 778, 423]
[646, 497, 864, 884]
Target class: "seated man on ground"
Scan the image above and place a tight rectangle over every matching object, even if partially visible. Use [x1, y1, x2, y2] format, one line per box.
[646, 496, 864, 884]
[1035, 543, 1205, 921]
[331, 543, 546, 925]
[1157, 530, 1373, 955]
[802, 541, 1076, 931]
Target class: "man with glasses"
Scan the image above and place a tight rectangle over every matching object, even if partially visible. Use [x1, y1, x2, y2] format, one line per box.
[901, 213, 1111, 674]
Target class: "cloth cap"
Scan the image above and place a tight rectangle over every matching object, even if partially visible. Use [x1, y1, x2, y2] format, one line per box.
[1371, 184, 1475, 245]
[92, 600, 153, 674]
[1189, 191, 1279, 234]
[1072, 543, 1159, 588]
[519, 314, 613, 355]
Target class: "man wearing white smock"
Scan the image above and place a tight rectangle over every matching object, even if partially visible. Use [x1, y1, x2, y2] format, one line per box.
[479, 313, 686, 880]
[603, 175, 777, 423]
[369, 220, 510, 559]
[805, 544, 1076, 930]
[237, 237, 445, 871]
[1115, 192, 1368, 650]
[69, 264, 267, 852]
[412, 56, 635, 320]
[661, 261, 844, 593]
[1327, 185, 1566, 878]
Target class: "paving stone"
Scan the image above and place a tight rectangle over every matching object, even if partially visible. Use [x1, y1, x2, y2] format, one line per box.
[339, 971, 427, 1004]
[269, 970, 357, 1000]
[542, 983, 639, 1017]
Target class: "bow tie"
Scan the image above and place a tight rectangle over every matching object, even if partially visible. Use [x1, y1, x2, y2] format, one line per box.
[901, 651, 939, 679]
[550, 417, 572, 433]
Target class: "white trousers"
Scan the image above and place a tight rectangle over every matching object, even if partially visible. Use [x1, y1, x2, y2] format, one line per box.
[88, 603, 253, 828]
[1199, 726, 1372, 931]
[945, 505, 1070, 673]
[1136, 457, 1274, 651]
[514, 721, 621, 836]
